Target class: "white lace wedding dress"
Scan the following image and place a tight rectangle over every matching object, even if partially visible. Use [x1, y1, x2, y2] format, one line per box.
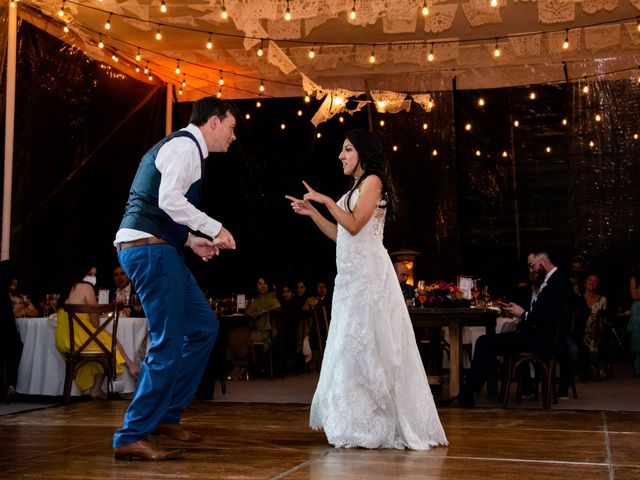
[309, 189, 448, 450]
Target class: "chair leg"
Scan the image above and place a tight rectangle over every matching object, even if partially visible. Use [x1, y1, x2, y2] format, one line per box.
[63, 362, 73, 404]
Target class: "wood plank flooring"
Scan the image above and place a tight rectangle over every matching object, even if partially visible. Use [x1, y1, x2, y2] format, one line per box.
[1, 400, 639, 479]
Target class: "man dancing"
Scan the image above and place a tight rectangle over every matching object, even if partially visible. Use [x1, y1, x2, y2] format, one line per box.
[112, 97, 236, 460]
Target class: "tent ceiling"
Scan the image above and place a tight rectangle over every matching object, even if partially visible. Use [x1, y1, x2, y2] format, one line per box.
[18, 0, 640, 101]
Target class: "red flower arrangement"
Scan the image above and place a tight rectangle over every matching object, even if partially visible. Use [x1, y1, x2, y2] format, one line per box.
[417, 282, 468, 307]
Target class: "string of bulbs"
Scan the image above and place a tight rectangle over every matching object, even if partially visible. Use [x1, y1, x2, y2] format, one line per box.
[18, 0, 640, 99]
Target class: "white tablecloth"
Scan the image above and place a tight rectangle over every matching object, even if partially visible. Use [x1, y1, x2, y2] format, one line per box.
[442, 316, 519, 368]
[16, 316, 148, 396]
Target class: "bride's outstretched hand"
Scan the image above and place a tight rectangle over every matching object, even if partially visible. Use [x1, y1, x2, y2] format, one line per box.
[302, 181, 327, 205]
[285, 194, 314, 216]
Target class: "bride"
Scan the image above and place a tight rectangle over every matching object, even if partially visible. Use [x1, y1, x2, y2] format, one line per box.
[285, 129, 447, 450]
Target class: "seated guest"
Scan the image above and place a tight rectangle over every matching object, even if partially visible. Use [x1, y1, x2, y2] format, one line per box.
[9, 277, 40, 318]
[451, 250, 573, 407]
[55, 264, 138, 399]
[295, 280, 309, 303]
[245, 276, 282, 350]
[303, 280, 332, 314]
[0, 260, 23, 401]
[395, 262, 416, 306]
[111, 265, 144, 317]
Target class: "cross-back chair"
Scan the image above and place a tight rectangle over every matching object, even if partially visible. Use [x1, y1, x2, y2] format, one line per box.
[61, 303, 119, 403]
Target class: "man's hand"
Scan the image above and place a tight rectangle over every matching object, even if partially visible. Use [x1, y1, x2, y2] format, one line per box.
[186, 234, 220, 262]
[502, 302, 525, 318]
[213, 227, 236, 250]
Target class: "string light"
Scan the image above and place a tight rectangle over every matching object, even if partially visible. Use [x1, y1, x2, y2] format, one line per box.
[111, 51, 118, 62]
[105, 13, 112, 30]
[422, 123, 428, 130]
[219, 71, 224, 85]
[259, 79, 265, 92]
[475, 149, 481, 157]
[135, 64, 140, 73]
[529, 91, 536, 100]
[562, 118, 568, 126]
[175, 60, 181, 75]
[350, 0, 356, 20]
[284, 0, 291, 21]
[634, 133, 639, 140]
[465, 123, 472, 131]
[304, 95, 311, 103]
[98, 34, 104, 49]
[637, 17, 640, 32]
[379, 119, 385, 127]
[297, 110, 303, 117]
[160, 0, 167, 14]
[257, 39, 264, 57]
[148, 72, 154, 81]
[316, 132, 322, 139]
[393, 145, 398, 152]
[58, 1, 65, 17]
[217, 88, 222, 98]
[582, 79, 589, 93]
[428, 99, 434, 109]
[281, 123, 286, 130]
[545, 146, 551, 153]
[63, 25, 69, 33]
[339, 116, 345, 123]
[256, 100, 262, 108]
[308, 46, 315, 59]
[432, 149, 438, 156]
[490, 0, 498, 7]
[135, 48, 141, 62]
[144, 62, 149, 74]
[589, 140, 595, 148]
[595, 113, 602, 122]
[207, 34, 213, 49]
[10, 1, 16, 7]
[221, 1, 228, 20]
[427, 43, 434, 62]
[178, 88, 183, 96]
[421, 1, 429, 16]
[513, 119, 520, 127]
[245, 113, 251, 120]
[563, 30, 569, 50]
[493, 39, 501, 58]
[502, 151, 508, 158]
[369, 45, 376, 64]
[478, 98, 485, 107]
[182, 75, 187, 87]
[155, 24, 162, 40]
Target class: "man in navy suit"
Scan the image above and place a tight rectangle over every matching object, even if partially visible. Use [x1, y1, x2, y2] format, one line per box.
[452, 250, 573, 407]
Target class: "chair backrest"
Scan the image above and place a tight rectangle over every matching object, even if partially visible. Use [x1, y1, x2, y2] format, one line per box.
[551, 302, 575, 356]
[62, 303, 119, 361]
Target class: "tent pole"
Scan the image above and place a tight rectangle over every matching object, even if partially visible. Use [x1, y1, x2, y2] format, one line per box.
[2, 3, 18, 260]
[165, 84, 173, 135]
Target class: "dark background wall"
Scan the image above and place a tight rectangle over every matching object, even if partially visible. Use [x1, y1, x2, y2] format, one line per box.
[2, 23, 640, 308]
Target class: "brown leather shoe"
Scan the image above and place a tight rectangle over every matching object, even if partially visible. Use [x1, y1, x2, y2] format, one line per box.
[113, 439, 181, 461]
[154, 423, 203, 443]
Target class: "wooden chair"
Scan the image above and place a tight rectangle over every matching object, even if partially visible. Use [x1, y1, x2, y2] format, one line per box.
[499, 305, 574, 409]
[61, 303, 119, 404]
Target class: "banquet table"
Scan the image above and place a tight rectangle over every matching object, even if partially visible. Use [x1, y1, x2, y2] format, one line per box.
[15, 316, 148, 397]
[409, 307, 499, 399]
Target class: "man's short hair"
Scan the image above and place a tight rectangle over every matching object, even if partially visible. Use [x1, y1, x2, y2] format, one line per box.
[189, 97, 235, 126]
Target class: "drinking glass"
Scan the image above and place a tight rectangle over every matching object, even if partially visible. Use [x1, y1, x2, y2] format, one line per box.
[471, 280, 481, 307]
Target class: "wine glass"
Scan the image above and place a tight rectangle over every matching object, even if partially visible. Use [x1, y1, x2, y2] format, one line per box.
[416, 280, 427, 307]
[471, 280, 481, 307]
[482, 286, 491, 307]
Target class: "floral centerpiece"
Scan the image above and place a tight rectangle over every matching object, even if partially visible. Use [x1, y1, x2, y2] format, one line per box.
[419, 282, 469, 308]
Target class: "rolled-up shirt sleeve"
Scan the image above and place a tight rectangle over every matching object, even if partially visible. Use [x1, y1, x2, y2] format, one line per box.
[155, 137, 222, 239]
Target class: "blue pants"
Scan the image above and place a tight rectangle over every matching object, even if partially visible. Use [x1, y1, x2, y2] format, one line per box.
[113, 243, 218, 447]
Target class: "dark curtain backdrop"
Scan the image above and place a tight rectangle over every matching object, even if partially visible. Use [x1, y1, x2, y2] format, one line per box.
[3, 22, 640, 308]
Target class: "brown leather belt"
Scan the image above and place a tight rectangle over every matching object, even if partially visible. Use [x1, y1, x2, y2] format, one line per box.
[116, 237, 167, 252]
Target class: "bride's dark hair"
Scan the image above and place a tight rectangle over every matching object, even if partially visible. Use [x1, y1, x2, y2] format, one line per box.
[343, 129, 396, 220]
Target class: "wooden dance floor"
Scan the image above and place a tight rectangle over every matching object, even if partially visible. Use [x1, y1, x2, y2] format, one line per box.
[1, 400, 639, 479]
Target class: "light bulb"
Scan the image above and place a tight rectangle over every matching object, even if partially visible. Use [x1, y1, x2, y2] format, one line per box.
[281, 123, 286, 130]
[245, 113, 251, 120]
[105, 14, 111, 30]
[478, 98, 485, 106]
[58, 1, 65, 17]
[98, 35, 104, 49]
[144, 65, 149, 74]
[148, 74, 153, 81]
[178, 89, 183, 96]
[563, 31, 569, 50]
[155, 26, 162, 40]
[422, 2, 428, 16]
[256, 101, 262, 108]
[316, 132, 322, 139]
[529, 92, 536, 100]
[595, 113, 601, 122]
[393, 145, 398, 152]
[369, 47, 375, 64]
[350, 6, 356, 20]
[339, 116, 344, 123]
[135, 65, 140, 73]
[465, 123, 472, 131]
[219, 76, 224, 86]
[432, 149, 438, 156]
[182, 76, 186, 87]
[63, 25, 69, 33]
[259, 81, 265, 92]
[257, 40, 264, 57]
[545, 146, 551, 153]
[136, 49, 141, 62]
[475, 150, 481, 157]
[285, 8, 291, 21]
[217, 89, 222, 98]
[221, 5, 228, 20]
[10, 1, 16, 8]
[427, 45, 434, 62]
[161, 0, 167, 13]
[309, 47, 315, 59]
[490, 0, 497, 7]
[379, 120, 385, 127]
[562, 118, 568, 126]
[304, 95, 311, 103]
[297, 110, 303, 117]
[502, 151, 508, 158]
[582, 84, 589, 93]
[513, 119, 519, 127]
[494, 44, 501, 57]
[207, 34, 213, 49]
[589, 140, 595, 148]
[634, 133, 638, 140]
[175, 62, 181, 75]
[422, 123, 428, 130]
